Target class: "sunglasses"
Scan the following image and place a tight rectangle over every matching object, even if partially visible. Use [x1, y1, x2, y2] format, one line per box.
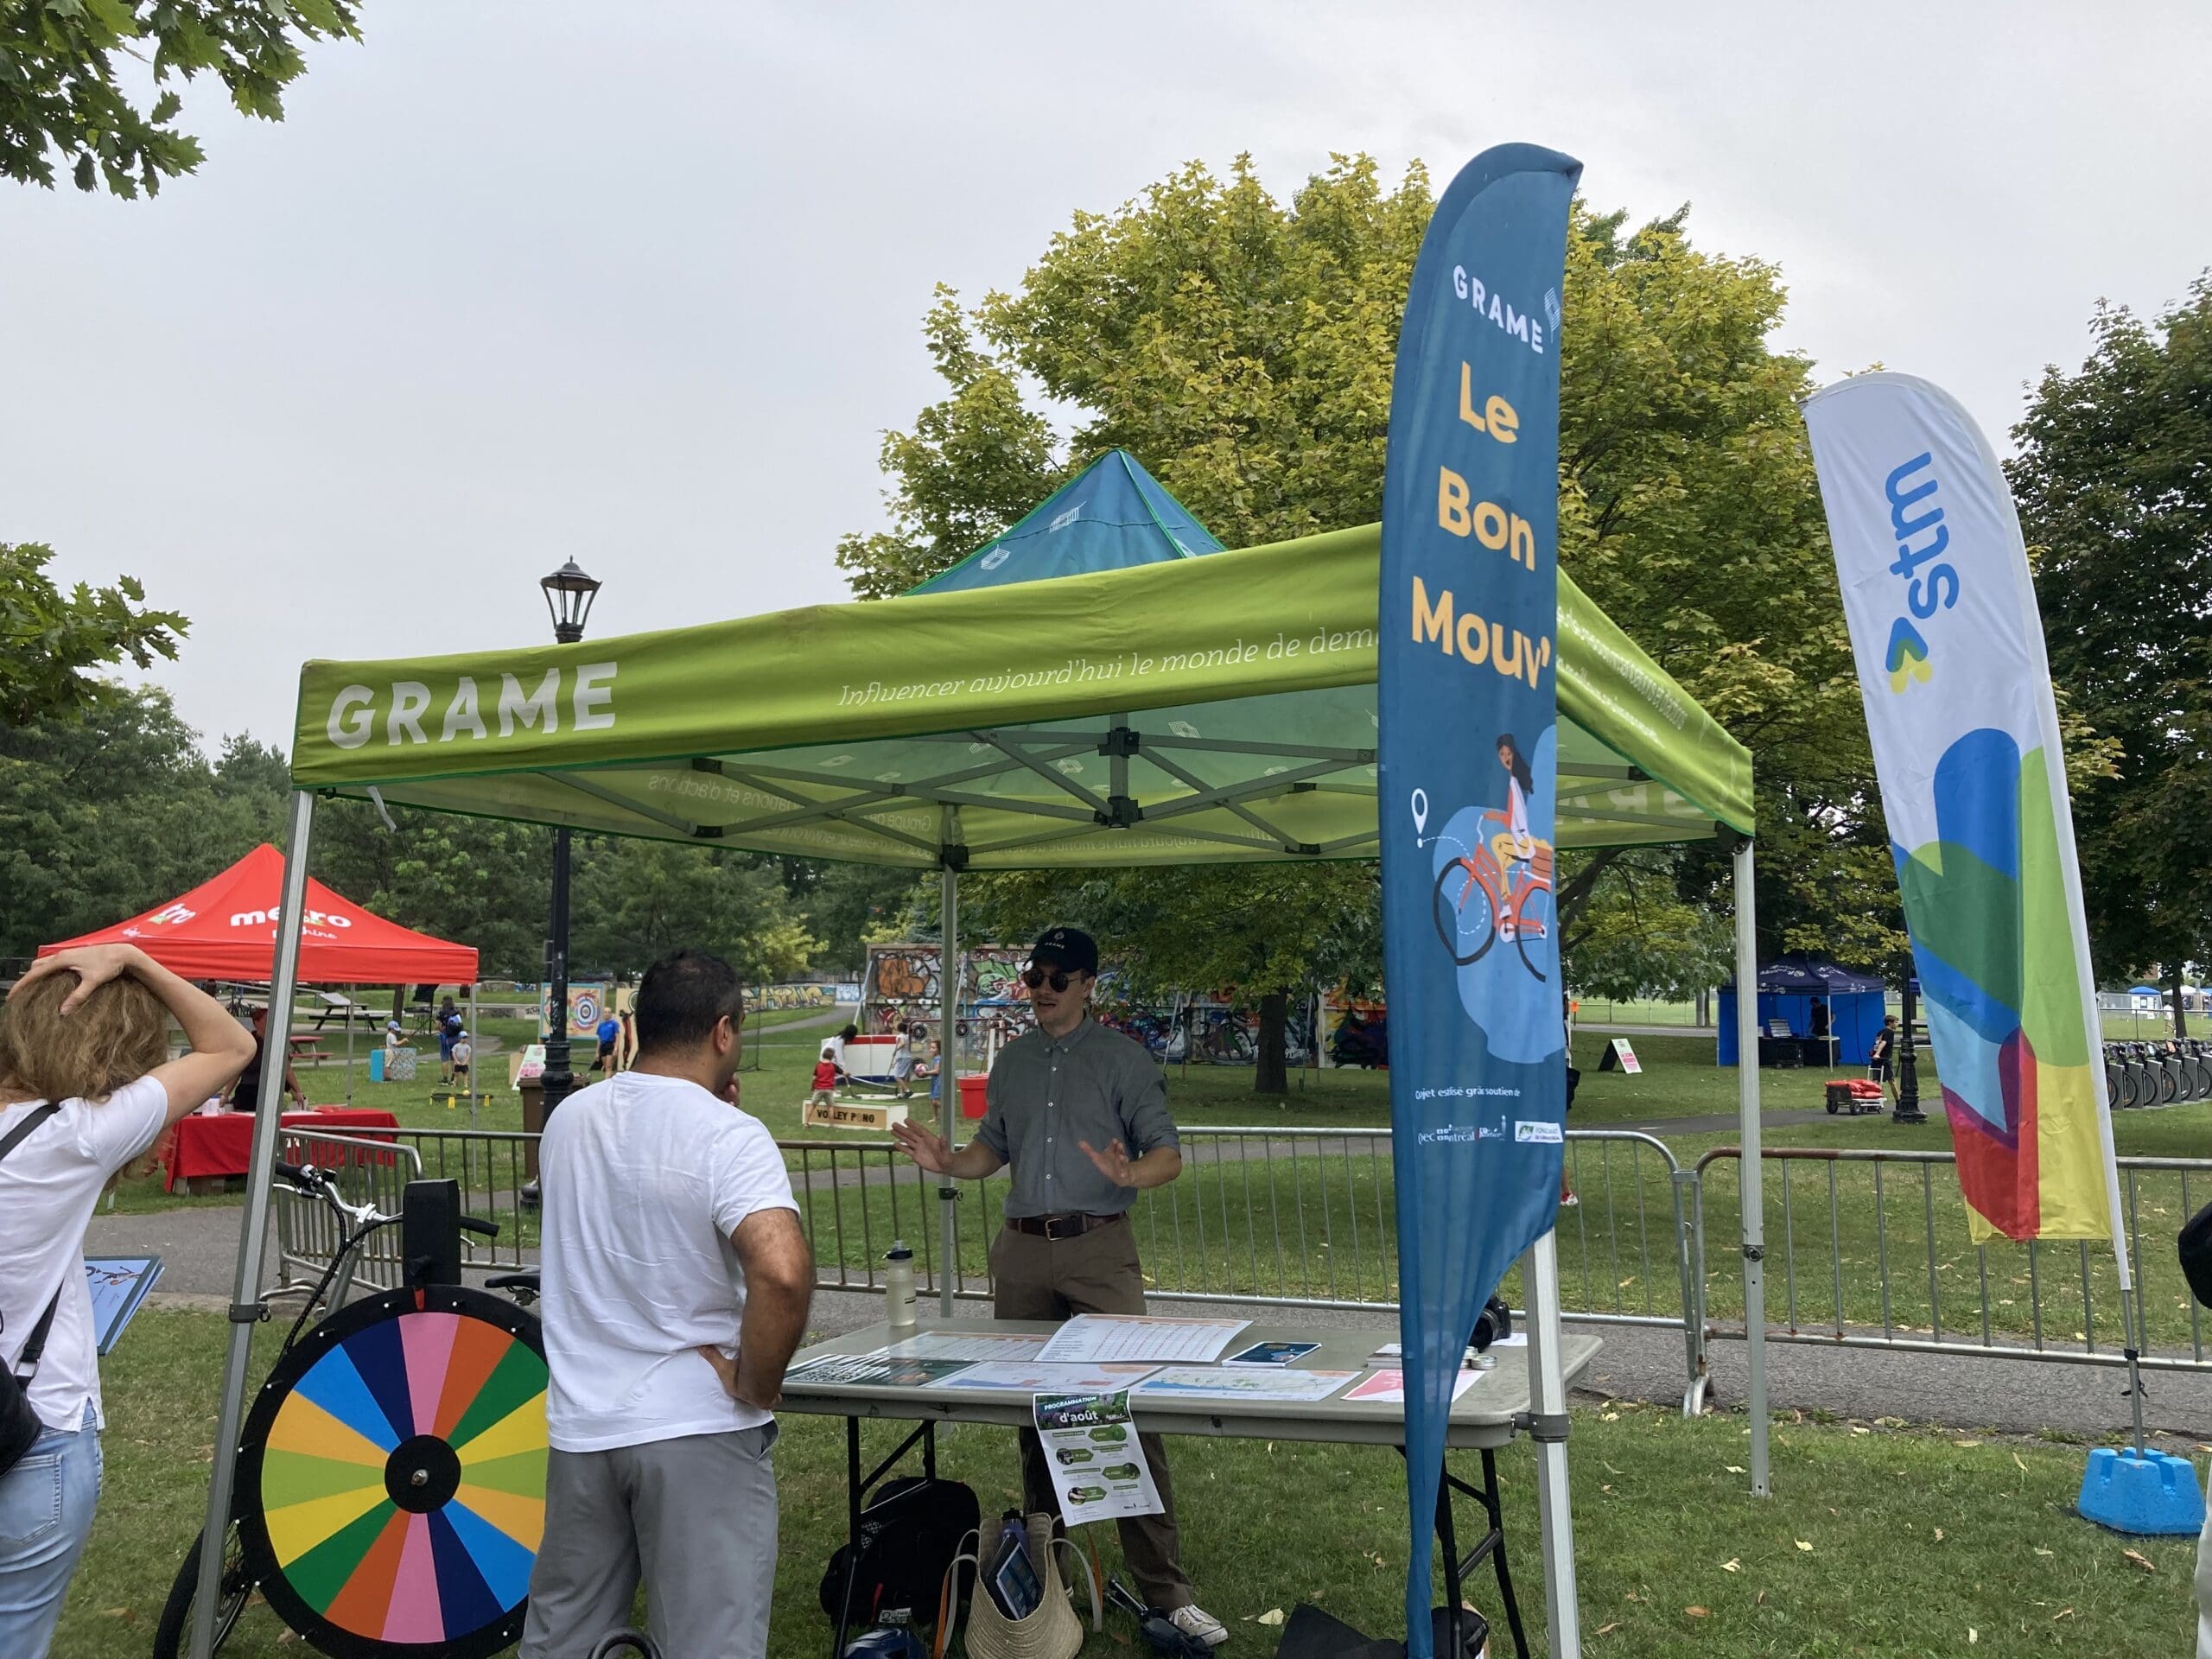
[1021, 967, 1084, 992]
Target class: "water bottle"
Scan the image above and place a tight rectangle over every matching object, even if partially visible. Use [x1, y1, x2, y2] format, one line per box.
[885, 1240, 917, 1332]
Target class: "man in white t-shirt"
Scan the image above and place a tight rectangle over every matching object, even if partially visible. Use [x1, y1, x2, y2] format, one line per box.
[521, 950, 813, 1659]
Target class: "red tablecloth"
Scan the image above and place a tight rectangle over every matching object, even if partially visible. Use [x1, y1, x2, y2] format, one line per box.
[164, 1109, 401, 1191]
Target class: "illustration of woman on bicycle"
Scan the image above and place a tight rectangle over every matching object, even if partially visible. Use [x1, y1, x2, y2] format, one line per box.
[1429, 729, 1556, 977]
[1493, 734, 1537, 904]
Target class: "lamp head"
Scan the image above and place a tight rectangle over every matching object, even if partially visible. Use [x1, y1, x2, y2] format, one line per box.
[540, 559, 602, 643]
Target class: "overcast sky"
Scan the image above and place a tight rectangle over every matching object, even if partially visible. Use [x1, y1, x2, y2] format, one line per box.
[7, 1, 2207, 753]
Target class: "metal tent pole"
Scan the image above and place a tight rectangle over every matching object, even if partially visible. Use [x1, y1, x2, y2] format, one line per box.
[190, 789, 316, 1659]
[343, 982, 354, 1104]
[938, 808, 962, 1316]
[1523, 1229, 1582, 1658]
[1733, 837, 1770, 1497]
[468, 981, 480, 1127]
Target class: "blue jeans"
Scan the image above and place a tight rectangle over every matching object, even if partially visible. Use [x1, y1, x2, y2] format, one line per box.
[0, 1403, 101, 1659]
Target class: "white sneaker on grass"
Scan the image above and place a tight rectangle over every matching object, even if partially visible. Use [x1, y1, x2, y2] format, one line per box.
[1170, 1604, 1230, 1648]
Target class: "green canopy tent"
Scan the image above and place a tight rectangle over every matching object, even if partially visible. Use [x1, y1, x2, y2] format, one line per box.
[194, 486, 1773, 1657]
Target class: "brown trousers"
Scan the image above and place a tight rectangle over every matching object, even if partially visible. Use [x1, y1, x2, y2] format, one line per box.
[988, 1217, 1195, 1610]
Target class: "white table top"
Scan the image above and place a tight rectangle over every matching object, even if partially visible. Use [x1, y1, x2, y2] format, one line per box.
[778, 1317, 1600, 1450]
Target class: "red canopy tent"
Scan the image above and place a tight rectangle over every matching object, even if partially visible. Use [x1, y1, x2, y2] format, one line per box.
[39, 843, 478, 984]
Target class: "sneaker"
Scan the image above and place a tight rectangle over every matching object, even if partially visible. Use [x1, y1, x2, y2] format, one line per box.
[1170, 1604, 1229, 1649]
[1559, 1192, 1580, 1207]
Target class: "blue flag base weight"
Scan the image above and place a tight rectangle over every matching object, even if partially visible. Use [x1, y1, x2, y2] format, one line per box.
[2075, 1447, 2205, 1535]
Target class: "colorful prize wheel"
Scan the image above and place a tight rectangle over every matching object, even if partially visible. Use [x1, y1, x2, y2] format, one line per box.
[236, 1285, 548, 1659]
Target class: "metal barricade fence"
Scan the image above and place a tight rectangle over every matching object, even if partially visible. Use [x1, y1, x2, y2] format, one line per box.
[264, 1124, 2212, 1409]
[272, 1128, 423, 1295]
[386, 1128, 539, 1273]
[1692, 1146, 2212, 1376]
[783, 1126, 1705, 1406]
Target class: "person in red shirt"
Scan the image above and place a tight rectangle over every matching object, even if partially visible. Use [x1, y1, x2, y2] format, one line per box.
[807, 1046, 838, 1109]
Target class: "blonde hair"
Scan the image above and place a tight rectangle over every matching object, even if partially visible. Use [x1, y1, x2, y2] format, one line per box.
[0, 971, 172, 1105]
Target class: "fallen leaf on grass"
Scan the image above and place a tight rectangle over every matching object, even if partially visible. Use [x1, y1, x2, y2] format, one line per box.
[1850, 1425, 1868, 1435]
[1256, 1609, 1286, 1627]
[2033, 1548, 2053, 1557]
[2123, 1548, 2157, 1573]
[1725, 1465, 1746, 1474]
[1684, 1607, 1709, 1618]
[1594, 1623, 1619, 1637]
[1934, 1528, 1945, 1541]
[1720, 1560, 1740, 1573]
[1953, 1439, 1980, 1448]
[1600, 1411, 1620, 1421]
[1795, 1541, 1814, 1553]
[1968, 1628, 1979, 1644]
[2013, 1452, 2029, 1473]
[2053, 1607, 2075, 1621]
[1603, 1462, 1623, 1476]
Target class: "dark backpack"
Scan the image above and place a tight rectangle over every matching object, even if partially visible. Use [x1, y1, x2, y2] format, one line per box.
[1, 1104, 64, 1477]
[819, 1476, 982, 1630]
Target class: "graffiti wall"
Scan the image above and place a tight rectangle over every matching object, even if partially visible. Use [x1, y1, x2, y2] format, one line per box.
[753, 982, 855, 1011]
[862, 943, 1034, 1038]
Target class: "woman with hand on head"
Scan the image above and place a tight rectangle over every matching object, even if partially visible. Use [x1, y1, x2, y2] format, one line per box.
[0, 945, 256, 1658]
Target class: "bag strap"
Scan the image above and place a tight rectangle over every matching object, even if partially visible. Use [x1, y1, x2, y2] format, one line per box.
[936, 1531, 982, 1659]
[2, 1104, 64, 1375]
[1046, 1537, 1103, 1634]
[0, 1102, 60, 1165]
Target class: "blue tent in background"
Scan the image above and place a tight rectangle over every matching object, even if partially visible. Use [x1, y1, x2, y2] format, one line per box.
[907, 448, 1224, 594]
[1718, 953, 1887, 1067]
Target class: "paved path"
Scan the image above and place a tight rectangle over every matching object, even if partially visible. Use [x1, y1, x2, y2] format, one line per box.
[107, 1204, 2212, 1445]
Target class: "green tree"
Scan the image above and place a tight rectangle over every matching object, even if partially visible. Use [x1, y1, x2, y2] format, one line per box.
[571, 841, 819, 986]
[0, 689, 278, 957]
[2010, 275, 2212, 1031]
[967, 864, 1382, 1095]
[0, 0, 359, 197]
[1561, 849, 1733, 1001]
[0, 542, 187, 725]
[768, 857, 928, 976]
[311, 803, 551, 983]
[837, 155, 1892, 1069]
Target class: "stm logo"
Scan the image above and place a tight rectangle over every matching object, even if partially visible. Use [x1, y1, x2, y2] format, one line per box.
[1879, 452, 1961, 694]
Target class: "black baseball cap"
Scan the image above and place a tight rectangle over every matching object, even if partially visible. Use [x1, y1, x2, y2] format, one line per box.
[1030, 926, 1098, 976]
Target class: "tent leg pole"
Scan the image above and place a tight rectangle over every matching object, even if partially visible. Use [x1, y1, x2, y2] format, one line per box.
[1524, 1230, 1581, 1658]
[189, 790, 316, 1659]
[468, 982, 480, 1128]
[939, 827, 960, 1318]
[1733, 839, 1769, 1497]
[344, 982, 353, 1104]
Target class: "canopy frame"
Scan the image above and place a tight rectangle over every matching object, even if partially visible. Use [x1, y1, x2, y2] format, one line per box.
[194, 525, 1769, 1659]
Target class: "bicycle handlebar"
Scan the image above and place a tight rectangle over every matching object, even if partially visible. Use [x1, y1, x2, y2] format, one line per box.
[460, 1216, 500, 1240]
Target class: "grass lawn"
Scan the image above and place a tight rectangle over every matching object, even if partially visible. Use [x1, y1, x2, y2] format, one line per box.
[52, 1307, 2202, 1658]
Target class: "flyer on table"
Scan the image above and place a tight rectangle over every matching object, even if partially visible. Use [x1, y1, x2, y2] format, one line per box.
[1033, 1391, 1163, 1523]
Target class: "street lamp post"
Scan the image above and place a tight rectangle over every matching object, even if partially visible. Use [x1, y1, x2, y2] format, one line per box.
[536, 560, 601, 1135]
[1895, 973, 1927, 1125]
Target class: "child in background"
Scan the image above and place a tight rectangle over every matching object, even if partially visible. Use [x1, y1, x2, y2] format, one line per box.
[808, 1045, 838, 1109]
[450, 1030, 473, 1092]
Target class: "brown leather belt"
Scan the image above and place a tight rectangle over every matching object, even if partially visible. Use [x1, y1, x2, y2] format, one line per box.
[1007, 1211, 1127, 1241]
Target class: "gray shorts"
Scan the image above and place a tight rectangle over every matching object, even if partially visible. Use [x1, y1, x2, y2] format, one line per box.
[522, 1422, 779, 1659]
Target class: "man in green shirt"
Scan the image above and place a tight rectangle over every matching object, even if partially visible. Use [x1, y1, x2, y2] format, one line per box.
[892, 926, 1224, 1647]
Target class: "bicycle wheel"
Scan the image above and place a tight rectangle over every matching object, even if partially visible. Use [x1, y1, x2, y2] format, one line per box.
[2107, 1062, 2132, 1109]
[1432, 861, 1497, 966]
[234, 1284, 547, 1659]
[152, 1522, 254, 1659]
[1514, 885, 1555, 982]
[2158, 1059, 2181, 1105]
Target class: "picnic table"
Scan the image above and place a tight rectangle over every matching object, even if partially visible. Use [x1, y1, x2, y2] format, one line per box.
[164, 1107, 400, 1193]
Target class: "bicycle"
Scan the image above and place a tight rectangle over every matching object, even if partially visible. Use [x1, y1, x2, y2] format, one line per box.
[153, 1160, 543, 1659]
[1430, 810, 1555, 981]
